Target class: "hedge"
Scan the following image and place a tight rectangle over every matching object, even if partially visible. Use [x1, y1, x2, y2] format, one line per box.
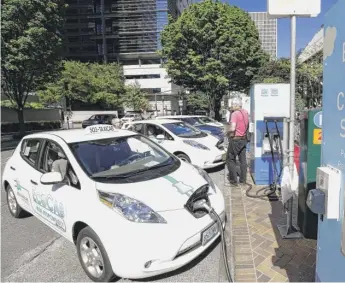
[1, 121, 61, 133]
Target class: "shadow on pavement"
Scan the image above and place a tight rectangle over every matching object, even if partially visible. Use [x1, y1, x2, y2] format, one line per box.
[267, 194, 316, 282]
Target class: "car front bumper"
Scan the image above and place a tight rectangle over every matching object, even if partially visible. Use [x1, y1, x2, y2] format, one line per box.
[101, 190, 225, 279]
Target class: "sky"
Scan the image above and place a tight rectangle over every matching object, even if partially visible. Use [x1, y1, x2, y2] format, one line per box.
[199, 0, 338, 58]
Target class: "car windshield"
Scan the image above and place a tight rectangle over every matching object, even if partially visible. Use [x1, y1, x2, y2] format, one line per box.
[198, 116, 216, 123]
[181, 117, 202, 126]
[162, 122, 206, 138]
[69, 135, 175, 179]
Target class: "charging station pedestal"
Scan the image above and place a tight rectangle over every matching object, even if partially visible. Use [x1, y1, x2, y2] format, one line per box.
[297, 108, 322, 240]
[250, 84, 290, 185]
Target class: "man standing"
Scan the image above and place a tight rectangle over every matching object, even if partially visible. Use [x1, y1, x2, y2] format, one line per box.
[227, 97, 249, 186]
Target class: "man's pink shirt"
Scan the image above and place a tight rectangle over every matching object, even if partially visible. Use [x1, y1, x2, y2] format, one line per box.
[230, 109, 249, 137]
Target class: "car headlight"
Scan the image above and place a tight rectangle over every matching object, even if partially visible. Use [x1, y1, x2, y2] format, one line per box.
[193, 165, 217, 193]
[183, 140, 210, 150]
[97, 191, 166, 223]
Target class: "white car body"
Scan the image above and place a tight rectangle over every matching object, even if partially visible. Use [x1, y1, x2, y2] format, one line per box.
[121, 113, 142, 123]
[158, 115, 224, 128]
[2, 125, 225, 280]
[122, 119, 226, 169]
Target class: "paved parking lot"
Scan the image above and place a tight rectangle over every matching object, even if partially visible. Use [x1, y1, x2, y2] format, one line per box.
[1, 148, 229, 282]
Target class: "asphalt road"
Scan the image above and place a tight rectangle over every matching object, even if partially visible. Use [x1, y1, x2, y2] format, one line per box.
[1, 148, 228, 282]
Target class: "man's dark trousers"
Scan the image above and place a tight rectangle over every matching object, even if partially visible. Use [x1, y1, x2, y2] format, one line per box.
[227, 138, 247, 184]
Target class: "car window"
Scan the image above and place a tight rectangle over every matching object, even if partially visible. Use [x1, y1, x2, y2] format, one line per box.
[131, 124, 144, 134]
[162, 122, 207, 138]
[69, 135, 175, 181]
[40, 140, 80, 189]
[21, 139, 42, 166]
[181, 117, 202, 126]
[89, 115, 95, 120]
[146, 124, 173, 140]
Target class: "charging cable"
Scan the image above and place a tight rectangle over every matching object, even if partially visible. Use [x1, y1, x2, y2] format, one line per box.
[192, 200, 233, 282]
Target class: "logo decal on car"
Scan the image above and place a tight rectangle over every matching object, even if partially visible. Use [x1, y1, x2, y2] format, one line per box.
[32, 188, 66, 232]
[163, 175, 194, 196]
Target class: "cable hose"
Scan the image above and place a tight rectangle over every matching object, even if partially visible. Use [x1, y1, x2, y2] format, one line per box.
[210, 209, 233, 282]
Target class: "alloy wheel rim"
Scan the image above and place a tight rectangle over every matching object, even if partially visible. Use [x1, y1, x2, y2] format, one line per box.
[80, 237, 105, 278]
[8, 189, 17, 214]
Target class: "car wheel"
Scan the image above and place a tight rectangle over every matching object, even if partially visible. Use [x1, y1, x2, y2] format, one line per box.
[77, 226, 116, 282]
[6, 185, 25, 218]
[176, 153, 191, 163]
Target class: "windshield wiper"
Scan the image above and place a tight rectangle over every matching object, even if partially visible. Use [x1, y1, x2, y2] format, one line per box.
[91, 161, 173, 179]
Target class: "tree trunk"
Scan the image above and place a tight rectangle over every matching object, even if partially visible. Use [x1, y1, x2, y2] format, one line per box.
[214, 98, 221, 121]
[17, 108, 25, 136]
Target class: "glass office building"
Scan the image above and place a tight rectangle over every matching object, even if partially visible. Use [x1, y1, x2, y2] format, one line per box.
[64, 0, 189, 64]
[64, 0, 193, 114]
[249, 12, 277, 58]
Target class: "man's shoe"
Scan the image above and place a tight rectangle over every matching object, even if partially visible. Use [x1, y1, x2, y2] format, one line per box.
[229, 181, 238, 187]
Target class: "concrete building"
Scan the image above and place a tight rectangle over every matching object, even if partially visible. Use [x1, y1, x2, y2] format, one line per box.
[249, 12, 278, 58]
[64, 0, 193, 115]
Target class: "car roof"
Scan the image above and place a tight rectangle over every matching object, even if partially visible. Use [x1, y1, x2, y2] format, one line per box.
[129, 119, 182, 125]
[23, 128, 136, 144]
[156, 115, 198, 119]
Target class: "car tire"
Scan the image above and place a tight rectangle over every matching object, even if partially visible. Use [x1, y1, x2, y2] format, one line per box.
[6, 185, 25, 218]
[76, 226, 116, 282]
[176, 153, 191, 163]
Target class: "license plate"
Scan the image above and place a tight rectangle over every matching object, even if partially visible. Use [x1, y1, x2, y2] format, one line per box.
[202, 222, 219, 246]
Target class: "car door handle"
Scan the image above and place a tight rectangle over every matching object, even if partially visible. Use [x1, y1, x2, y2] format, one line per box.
[10, 166, 16, 171]
[30, 180, 38, 185]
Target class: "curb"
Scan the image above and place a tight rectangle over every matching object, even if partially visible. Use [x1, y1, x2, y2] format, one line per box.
[224, 165, 236, 281]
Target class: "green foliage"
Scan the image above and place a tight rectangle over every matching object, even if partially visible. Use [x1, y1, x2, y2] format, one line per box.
[122, 81, 149, 111]
[1, 121, 61, 133]
[186, 91, 209, 110]
[252, 57, 322, 110]
[1, 0, 65, 133]
[1, 100, 44, 109]
[39, 61, 126, 108]
[160, 0, 268, 118]
[1, 0, 65, 106]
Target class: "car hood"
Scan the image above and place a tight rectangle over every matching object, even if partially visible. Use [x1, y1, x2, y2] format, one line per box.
[185, 134, 221, 149]
[95, 162, 212, 212]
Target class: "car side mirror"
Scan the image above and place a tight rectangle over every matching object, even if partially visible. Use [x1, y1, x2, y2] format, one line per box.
[40, 172, 63, 185]
[156, 134, 165, 142]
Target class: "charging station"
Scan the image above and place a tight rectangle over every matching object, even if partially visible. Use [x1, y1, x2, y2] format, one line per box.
[305, 1, 345, 280]
[297, 108, 322, 239]
[250, 84, 290, 185]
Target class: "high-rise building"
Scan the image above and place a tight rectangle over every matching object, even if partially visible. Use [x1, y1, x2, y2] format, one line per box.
[64, 0, 193, 114]
[249, 12, 277, 58]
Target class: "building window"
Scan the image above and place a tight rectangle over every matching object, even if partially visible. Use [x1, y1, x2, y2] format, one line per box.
[125, 74, 160, 79]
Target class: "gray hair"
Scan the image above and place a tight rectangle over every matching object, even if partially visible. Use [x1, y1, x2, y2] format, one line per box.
[231, 97, 242, 108]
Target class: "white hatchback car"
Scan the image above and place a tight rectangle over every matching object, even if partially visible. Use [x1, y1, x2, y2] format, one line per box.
[2, 125, 225, 282]
[122, 119, 226, 169]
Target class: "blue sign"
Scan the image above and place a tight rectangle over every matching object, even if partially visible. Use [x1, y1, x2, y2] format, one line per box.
[313, 111, 323, 128]
[315, 0, 345, 282]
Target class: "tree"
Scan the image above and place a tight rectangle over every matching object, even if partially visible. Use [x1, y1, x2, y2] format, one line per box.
[251, 57, 322, 112]
[1, 0, 66, 134]
[160, 0, 268, 120]
[39, 61, 126, 109]
[122, 81, 149, 111]
[185, 91, 209, 112]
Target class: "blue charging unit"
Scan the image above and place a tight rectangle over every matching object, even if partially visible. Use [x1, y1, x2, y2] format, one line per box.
[314, 0, 345, 281]
[250, 84, 290, 185]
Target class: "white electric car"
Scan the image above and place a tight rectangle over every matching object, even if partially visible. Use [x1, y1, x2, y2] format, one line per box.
[158, 115, 224, 128]
[122, 119, 226, 169]
[2, 125, 225, 282]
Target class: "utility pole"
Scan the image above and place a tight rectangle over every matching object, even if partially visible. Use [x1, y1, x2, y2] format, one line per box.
[289, 15, 296, 178]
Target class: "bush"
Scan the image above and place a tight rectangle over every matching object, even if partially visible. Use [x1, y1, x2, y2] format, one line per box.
[1, 121, 61, 134]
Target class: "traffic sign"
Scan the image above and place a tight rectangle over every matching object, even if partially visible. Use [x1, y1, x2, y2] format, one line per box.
[313, 129, 322, 144]
[313, 111, 322, 128]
